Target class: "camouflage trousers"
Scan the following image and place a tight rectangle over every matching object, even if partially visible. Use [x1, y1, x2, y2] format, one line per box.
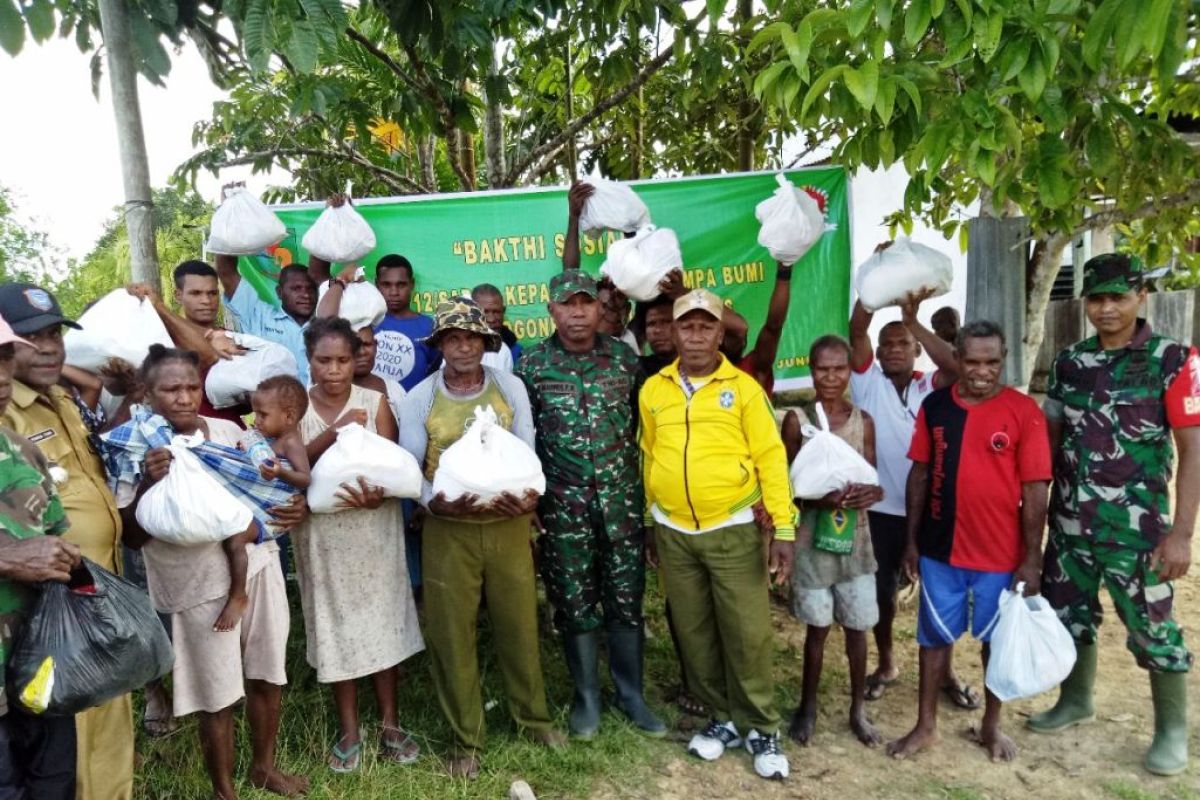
[538, 491, 645, 635]
[1042, 533, 1192, 673]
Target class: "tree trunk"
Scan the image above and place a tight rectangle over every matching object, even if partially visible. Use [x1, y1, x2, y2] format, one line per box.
[564, 38, 577, 182]
[1022, 232, 1071, 384]
[629, 14, 643, 180]
[483, 50, 506, 188]
[97, 0, 159, 292]
[457, 129, 476, 190]
[736, 0, 756, 172]
[418, 135, 436, 191]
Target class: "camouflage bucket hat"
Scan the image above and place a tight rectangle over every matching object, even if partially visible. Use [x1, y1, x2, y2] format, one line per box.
[1081, 253, 1166, 296]
[549, 270, 598, 303]
[423, 297, 502, 352]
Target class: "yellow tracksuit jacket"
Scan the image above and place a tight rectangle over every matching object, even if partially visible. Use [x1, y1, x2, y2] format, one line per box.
[638, 356, 796, 540]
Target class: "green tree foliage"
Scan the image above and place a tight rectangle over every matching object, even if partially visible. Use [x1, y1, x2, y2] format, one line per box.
[0, 0, 347, 87]
[750, 0, 1200, 369]
[752, 0, 1197, 248]
[54, 186, 211, 318]
[0, 184, 58, 284]
[174, 3, 800, 194]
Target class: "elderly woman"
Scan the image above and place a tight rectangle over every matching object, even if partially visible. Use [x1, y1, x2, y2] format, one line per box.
[294, 317, 423, 773]
[117, 344, 307, 800]
[399, 298, 564, 779]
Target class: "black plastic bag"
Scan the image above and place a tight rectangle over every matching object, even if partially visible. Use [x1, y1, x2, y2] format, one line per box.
[7, 558, 173, 716]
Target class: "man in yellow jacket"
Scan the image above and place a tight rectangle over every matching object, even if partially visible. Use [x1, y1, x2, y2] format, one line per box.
[640, 289, 796, 781]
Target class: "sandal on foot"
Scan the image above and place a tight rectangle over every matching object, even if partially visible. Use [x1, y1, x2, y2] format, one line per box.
[142, 714, 179, 739]
[942, 680, 982, 710]
[676, 690, 708, 718]
[328, 735, 363, 774]
[379, 725, 420, 765]
[865, 673, 898, 701]
[447, 753, 479, 780]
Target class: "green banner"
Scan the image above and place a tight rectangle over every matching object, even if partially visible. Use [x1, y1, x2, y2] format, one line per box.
[239, 167, 850, 388]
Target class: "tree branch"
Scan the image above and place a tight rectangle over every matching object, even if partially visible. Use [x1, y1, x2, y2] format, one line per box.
[502, 6, 707, 186]
[1070, 180, 1200, 238]
[344, 27, 422, 95]
[399, 41, 475, 191]
[209, 146, 430, 194]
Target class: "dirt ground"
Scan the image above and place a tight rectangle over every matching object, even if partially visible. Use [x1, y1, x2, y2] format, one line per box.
[592, 553, 1200, 800]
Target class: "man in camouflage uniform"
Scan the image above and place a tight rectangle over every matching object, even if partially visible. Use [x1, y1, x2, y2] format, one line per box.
[516, 270, 665, 739]
[1030, 254, 1200, 777]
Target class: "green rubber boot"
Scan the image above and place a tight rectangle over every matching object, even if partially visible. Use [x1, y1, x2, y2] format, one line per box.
[607, 627, 667, 738]
[1027, 642, 1097, 733]
[1145, 670, 1189, 777]
[562, 632, 602, 740]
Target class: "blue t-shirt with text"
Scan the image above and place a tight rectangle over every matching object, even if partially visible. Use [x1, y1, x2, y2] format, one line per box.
[373, 313, 438, 392]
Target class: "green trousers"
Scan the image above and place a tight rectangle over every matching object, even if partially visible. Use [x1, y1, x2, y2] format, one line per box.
[657, 522, 779, 734]
[423, 513, 554, 753]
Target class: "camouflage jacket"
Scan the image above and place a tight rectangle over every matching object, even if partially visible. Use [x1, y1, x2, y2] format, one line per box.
[1046, 320, 1194, 548]
[0, 426, 68, 715]
[516, 334, 644, 537]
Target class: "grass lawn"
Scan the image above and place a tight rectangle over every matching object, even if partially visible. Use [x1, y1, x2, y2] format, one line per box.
[133, 576, 729, 800]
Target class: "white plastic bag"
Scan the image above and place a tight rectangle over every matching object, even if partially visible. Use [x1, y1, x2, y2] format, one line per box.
[985, 584, 1077, 702]
[308, 423, 422, 513]
[755, 173, 826, 266]
[207, 187, 287, 256]
[432, 405, 545, 504]
[316, 280, 387, 331]
[579, 177, 651, 238]
[599, 226, 683, 302]
[135, 438, 253, 545]
[64, 290, 174, 372]
[789, 404, 879, 499]
[204, 333, 299, 410]
[854, 236, 953, 312]
[302, 203, 377, 263]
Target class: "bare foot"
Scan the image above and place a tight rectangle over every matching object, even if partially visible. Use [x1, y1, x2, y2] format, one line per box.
[787, 704, 817, 745]
[887, 724, 940, 759]
[249, 767, 311, 797]
[850, 708, 883, 747]
[213, 594, 248, 632]
[978, 726, 1018, 762]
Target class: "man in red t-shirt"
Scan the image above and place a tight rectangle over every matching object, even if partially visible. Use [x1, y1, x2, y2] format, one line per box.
[888, 320, 1051, 763]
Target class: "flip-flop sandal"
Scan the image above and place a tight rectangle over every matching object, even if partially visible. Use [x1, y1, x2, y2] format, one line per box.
[942, 680, 982, 710]
[328, 736, 363, 774]
[380, 725, 420, 765]
[864, 673, 898, 701]
[676, 690, 708, 718]
[142, 714, 180, 739]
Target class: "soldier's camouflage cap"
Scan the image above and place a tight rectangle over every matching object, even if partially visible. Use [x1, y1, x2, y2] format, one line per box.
[423, 297, 502, 353]
[549, 270, 598, 303]
[1082, 253, 1167, 297]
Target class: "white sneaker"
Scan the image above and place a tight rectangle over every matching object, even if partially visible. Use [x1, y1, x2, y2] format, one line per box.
[687, 720, 742, 761]
[745, 730, 789, 780]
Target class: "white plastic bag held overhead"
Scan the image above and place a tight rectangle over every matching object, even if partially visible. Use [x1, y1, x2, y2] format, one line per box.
[135, 438, 253, 545]
[302, 202, 377, 264]
[64, 290, 174, 372]
[316, 280, 387, 332]
[600, 226, 683, 302]
[854, 236, 953, 312]
[207, 187, 287, 256]
[985, 584, 1077, 702]
[579, 177, 651, 238]
[755, 174, 826, 266]
[205, 333, 299, 410]
[432, 405, 545, 504]
[789, 404, 879, 500]
[308, 423, 422, 513]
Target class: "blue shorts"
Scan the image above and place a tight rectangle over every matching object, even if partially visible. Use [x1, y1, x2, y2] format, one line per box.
[917, 557, 1012, 648]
